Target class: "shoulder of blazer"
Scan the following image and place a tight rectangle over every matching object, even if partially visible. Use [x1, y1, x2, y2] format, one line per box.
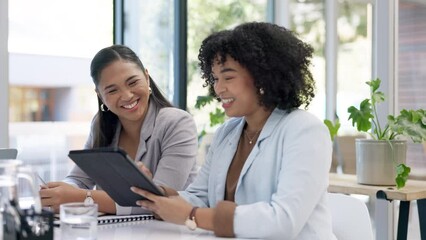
[209, 117, 243, 147]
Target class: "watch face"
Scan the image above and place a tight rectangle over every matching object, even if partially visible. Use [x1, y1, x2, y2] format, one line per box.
[84, 197, 94, 205]
[185, 218, 197, 231]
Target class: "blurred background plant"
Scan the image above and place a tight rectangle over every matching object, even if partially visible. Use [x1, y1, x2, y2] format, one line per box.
[194, 95, 225, 141]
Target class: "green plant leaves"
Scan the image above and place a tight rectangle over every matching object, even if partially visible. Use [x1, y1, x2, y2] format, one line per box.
[395, 163, 411, 189]
[195, 95, 226, 127]
[195, 95, 226, 143]
[367, 78, 381, 93]
[367, 79, 385, 105]
[371, 91, 385, 105]
[389, 109, 426, 143]
[209, 108, 225, 127]
[198, 129, 207, 143]
[195, 95, 215, 109]
[324, 119, 340, 141]
[348, 99, 373, 132]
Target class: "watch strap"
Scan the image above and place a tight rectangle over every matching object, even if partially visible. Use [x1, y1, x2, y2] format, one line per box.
[189, 206, 199, 221]
[185, 206, 199, 230]
[84, 190, 94, 205]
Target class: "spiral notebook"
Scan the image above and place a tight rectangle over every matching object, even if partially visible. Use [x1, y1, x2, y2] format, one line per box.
[97, 214, 155, 225]
[54, 214, 155, 226]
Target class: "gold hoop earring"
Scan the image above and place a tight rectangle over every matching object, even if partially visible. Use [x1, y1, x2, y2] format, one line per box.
[259, 88, 265, 95]
[149, 87, 152, 94]
[100, 103, 109, 112]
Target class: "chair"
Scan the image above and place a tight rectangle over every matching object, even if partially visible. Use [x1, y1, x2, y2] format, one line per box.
[0, 148, 18, 159]
[328, 193, 374, 240]
[331, 135, 365, 174]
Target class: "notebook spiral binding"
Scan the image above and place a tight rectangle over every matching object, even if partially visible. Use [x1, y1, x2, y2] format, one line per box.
[97, 214, 155, 225]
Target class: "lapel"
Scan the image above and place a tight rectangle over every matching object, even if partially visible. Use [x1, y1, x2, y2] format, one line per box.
[134, 100, 158, 161]
[214, 119, 245, 201]
[112, 101, 158, 161]
[235, 108, 286, 192]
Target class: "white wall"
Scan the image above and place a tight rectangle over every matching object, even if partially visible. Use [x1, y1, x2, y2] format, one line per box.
[9, 53, 92, 87]
[0, 0, 9, 148]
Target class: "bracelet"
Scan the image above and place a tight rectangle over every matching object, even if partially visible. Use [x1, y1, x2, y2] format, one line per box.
[189, 206, 199, 222]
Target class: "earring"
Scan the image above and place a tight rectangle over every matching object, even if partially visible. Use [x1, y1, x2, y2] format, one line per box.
[259, 88, 265, 95]
[149, 87, 152, 94]
[100, 103, 109, 112]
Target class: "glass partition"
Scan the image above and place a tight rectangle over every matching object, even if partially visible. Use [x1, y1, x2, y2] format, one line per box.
[8, 0, 113, 181]
[398, 0, 426, 184]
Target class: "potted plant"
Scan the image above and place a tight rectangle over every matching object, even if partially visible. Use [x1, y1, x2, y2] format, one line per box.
[348, 78, 426, 189]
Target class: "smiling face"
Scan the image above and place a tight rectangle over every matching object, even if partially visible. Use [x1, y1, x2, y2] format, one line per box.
[96, 60, 150, 125]
[212, 55, 263, 119]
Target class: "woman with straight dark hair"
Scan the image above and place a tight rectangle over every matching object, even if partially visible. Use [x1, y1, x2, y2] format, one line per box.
[40, 45, 198, 215]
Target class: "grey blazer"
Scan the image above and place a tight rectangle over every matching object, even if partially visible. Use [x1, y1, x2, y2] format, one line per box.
[64, 100, 198, 214]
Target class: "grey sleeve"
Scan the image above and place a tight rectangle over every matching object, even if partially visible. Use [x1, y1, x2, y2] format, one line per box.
[63, 166, 96, 189]
[151, 109, 198, 190]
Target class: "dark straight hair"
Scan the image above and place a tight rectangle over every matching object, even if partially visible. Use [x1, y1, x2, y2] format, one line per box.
[90, 45, 173, 148]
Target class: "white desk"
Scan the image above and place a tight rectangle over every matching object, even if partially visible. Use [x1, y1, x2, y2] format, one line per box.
[54, 219, 249, 239]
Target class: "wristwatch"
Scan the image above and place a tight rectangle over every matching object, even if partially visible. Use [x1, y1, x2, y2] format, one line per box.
[185, 207, 199, 231]
[84, 190, 94, 205]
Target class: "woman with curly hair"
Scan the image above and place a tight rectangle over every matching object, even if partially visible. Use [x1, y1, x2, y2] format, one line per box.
[131, 22, 336, 239]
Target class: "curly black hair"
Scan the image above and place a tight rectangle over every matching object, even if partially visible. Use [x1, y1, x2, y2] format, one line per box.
[198, 22, 315, 111]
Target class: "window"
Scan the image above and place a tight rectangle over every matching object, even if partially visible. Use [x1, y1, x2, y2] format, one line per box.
[186, 0, 270, 164]
[122, 0, 174, 100]
[9, 0, 113, 181]
[398, 0, 426, 180]
[289, 0, 326, 120]
[336, 1, 372, 133]
[289, 1, 372, 133]
[9, 87, 55, 122]
[187, 0, 270, 134]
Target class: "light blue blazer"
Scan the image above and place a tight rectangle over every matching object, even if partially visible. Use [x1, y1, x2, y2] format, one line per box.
[180, 108, 336, 239]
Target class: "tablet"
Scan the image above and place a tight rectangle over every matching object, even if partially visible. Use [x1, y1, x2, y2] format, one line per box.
[68, 147, 164, 207]
[0, 148, 18, 159]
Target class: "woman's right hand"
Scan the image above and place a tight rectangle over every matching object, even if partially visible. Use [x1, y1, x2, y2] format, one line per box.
[39, 182, 86, 213]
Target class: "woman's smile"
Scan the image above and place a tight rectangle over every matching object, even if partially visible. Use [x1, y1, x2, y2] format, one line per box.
[221, 97, 235, 108]
[122, 99, 139, 110]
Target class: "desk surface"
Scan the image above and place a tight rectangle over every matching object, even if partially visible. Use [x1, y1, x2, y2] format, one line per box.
[54, 219, 249, 240]
[329, 173, 426, 201]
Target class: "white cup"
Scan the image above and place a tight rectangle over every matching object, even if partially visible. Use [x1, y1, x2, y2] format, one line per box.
[60, 202, 98, 240]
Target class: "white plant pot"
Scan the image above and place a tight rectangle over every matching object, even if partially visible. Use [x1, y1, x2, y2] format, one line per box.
[355, 139, 407, 186]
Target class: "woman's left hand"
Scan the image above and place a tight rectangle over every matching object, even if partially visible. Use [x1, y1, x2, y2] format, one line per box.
[135, 162, 153, 179]
[130, 186, 192, 225]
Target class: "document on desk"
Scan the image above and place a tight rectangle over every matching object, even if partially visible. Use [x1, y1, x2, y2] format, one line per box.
[54, 213, 155, 226]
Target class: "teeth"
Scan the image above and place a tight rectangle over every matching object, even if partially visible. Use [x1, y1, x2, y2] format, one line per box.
[123, 101, 137, 109]
[222, 98, 234, 104]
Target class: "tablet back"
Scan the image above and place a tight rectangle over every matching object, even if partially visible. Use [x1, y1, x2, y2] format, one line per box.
[68, 148, 163, 207]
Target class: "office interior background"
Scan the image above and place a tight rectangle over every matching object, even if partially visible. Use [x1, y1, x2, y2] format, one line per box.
[0, 0, 425, 237]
